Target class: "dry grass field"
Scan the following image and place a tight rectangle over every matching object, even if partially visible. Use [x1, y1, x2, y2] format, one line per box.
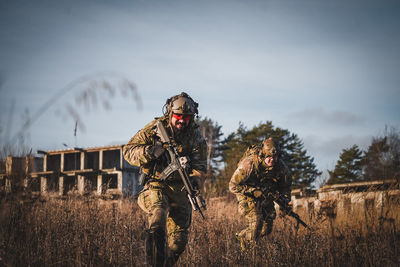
[0, 193, 399, 267]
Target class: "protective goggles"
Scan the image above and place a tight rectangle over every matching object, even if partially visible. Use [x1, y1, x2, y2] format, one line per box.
[172, 113, 193, 121]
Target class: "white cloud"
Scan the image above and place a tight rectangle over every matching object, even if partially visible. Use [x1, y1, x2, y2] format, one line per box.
[287, 108, 365, 127]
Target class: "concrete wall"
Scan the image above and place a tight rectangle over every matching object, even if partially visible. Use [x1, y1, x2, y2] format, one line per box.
[291, 180, 400, 223]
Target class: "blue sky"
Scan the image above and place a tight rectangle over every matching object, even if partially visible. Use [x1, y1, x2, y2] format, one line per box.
[1, 0, 399, 185]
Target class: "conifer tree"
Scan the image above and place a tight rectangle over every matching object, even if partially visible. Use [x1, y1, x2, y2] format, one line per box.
[326, 145, 364, 184]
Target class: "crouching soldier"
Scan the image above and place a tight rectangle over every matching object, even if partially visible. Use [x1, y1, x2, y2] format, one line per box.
[229, 137, 292, 250]
[123, 92, 207, 266]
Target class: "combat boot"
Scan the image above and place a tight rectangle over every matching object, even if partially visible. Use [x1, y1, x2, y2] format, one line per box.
[165, 251, 179, 266]
[145, 228, 167, 267]
[260, 220, 273, 237]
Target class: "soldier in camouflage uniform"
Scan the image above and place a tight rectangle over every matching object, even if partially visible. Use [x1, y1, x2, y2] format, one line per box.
[123, 92, 207, 266]
[229, 137, 292, 250]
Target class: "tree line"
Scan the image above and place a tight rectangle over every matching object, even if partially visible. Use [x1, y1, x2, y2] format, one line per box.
[198, 118, 400, 194]
[326, 126, 400, 185]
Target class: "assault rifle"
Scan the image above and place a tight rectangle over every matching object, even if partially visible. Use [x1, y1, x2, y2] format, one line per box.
[155, 121, 207, 219]
[248, 188, 311, 230]
[268, 191, 311, 230]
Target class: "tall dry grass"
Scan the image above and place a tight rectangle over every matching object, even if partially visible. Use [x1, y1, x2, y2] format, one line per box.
[0, 194, 399, 266]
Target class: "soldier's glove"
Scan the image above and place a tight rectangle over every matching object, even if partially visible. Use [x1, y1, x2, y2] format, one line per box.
[281, 195, 290, 205]
[243, 187, 263, 198]
[252, 190, 263, 198]
[146, 143, 165, 159]
[279, 198, 292, 216]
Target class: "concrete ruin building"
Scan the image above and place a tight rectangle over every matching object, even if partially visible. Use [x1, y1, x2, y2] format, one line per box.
[291, 179, 400, 223]
[0, 145, 140, 198]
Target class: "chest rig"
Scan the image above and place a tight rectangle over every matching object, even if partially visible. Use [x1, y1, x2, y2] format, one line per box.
[149, 121, 194, 182]
[243, 145, 280, 191]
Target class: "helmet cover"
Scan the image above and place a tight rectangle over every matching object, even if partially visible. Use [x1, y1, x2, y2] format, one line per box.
[261, 137, 278, 157]
[167, 92, 198, 115]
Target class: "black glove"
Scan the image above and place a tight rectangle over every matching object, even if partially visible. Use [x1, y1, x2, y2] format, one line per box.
[281, 195, 291, 206]
[146, 144, 165, 159]
[279, 195, 292, 216]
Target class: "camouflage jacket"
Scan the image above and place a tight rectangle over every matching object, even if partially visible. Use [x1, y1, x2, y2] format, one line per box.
[229, 145, 292, 200]
[123, 116, 207, 183]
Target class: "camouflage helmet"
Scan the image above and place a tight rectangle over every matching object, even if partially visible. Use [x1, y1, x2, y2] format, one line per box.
[261, 137, 279, 157]
[166, 92, 198, 115]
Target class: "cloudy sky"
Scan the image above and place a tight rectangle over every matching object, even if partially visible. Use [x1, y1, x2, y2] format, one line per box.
[1, 0, 399, 185]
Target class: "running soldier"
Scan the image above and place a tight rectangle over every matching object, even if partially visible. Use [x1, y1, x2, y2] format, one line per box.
[229, 137, 292, 250]
[123, 92, 207, 266]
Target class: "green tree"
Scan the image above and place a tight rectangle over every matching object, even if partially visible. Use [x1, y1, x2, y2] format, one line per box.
[221, 121, 321, 189]
[326, 145, 364, 184]
[198, 117, 225, 195]
[198, 117, 224, 176]
[364, 127, 400, 181]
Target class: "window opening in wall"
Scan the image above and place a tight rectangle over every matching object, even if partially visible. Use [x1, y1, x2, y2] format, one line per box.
[30, 157, 43, 172]
[103, 174, 118, 190]
[47, 155, 61, 172]
[64, 176, 77, 192]
[103, 150, 120, 169]
[47, 175, 59, 192]
[85, 152, 99, 170]
[64, 153, 81, 171]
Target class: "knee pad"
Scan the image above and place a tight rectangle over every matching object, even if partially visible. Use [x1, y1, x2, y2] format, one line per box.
[168, 230, 188, 254]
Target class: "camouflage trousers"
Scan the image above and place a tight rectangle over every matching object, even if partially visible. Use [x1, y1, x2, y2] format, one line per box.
[236, 195, 276, 247]
[138, 181, 192, 266]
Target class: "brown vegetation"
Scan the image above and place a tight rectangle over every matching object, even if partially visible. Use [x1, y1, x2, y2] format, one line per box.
[0, 194, 399, 267]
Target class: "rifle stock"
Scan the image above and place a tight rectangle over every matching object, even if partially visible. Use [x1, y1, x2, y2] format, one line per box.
[155, 121, 206, 219]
